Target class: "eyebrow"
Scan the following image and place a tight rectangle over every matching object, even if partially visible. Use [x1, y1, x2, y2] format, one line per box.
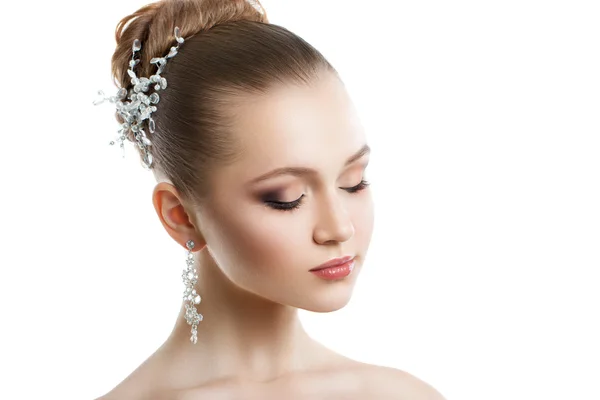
[249, 143, 371, 184]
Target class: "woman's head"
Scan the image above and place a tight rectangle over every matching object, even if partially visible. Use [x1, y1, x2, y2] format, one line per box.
[111, 0, 374, 312]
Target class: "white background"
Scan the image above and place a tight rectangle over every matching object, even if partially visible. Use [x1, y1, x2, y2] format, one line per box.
[0, 1, 599, 399]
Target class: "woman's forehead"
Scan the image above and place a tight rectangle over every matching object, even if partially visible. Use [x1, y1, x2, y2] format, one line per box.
[231, 75, 365, 159]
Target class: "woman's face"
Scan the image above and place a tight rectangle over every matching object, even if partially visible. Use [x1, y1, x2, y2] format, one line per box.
[196, 72, 374, 312]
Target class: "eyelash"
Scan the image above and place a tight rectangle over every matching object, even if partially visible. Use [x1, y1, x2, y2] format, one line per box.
[264, 179, 371, 212]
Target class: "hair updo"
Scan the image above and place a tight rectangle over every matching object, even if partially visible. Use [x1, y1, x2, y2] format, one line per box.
[110, 0, 337, 206]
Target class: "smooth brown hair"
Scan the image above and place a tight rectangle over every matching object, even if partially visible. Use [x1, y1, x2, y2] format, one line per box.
[110, 0, 337, 206]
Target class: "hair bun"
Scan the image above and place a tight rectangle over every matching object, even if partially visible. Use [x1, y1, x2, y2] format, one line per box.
[111, 0, 268, 90]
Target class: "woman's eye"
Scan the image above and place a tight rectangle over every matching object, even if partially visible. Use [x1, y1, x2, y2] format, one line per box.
[263, 179, 370, 212]
[264, 195, 305, 211]
[343, 179, 371, 194]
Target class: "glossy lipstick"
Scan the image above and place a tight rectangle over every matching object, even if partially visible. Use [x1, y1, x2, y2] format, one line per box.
[310, 256, 355, 280]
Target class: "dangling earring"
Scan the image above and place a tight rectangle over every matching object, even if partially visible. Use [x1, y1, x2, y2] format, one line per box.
[182, 239, 203, 344]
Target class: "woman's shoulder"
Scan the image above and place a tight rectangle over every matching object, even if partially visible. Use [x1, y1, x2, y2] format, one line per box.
[343, 361, 446, 399]
[92, 364, 166, 400]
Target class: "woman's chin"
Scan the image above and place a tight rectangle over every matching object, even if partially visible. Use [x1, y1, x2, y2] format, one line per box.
[297, 286, 356, 313]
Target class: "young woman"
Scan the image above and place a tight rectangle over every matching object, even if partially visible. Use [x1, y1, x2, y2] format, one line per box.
[95, 0, 445, 398]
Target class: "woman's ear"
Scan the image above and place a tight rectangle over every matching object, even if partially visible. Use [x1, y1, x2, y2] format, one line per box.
[152, 181, 207, 251]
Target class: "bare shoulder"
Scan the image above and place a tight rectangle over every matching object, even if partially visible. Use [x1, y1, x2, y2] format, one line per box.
[356, 363, 446, 399]
[91, 370, 169, 400]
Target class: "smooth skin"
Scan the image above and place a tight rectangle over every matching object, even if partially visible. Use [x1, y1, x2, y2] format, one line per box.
[97, 72, 445, 399]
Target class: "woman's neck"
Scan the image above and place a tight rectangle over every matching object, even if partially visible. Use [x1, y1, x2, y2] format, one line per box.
[156, 248, 348, 388]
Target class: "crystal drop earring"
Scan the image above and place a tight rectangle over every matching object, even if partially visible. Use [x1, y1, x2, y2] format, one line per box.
[182, 240, 203, 344]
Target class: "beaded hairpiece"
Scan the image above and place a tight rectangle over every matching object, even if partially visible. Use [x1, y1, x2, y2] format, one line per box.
[93, 27, 185, 170]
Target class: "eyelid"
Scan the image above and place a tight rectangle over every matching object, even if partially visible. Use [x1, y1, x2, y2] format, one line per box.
[263, 177, 370, 212]
[262, 165, 367, 193]
[345, 160, 370, 175]
[258, 160, 369, 198]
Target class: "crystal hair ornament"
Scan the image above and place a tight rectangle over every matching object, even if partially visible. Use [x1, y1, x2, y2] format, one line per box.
[183, 240, 203, 344]
[93, 27, 186, 170]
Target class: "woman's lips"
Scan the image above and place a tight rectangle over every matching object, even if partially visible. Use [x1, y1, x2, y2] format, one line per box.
[310, 255, 355, 271]
[310, 258, 355, 280]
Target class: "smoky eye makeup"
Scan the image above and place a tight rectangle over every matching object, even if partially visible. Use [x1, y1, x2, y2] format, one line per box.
[259, 188, 300, 203]
[254, 160, 371, 211]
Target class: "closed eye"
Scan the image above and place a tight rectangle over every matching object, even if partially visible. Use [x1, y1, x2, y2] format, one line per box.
[264, 179, 370, 212]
